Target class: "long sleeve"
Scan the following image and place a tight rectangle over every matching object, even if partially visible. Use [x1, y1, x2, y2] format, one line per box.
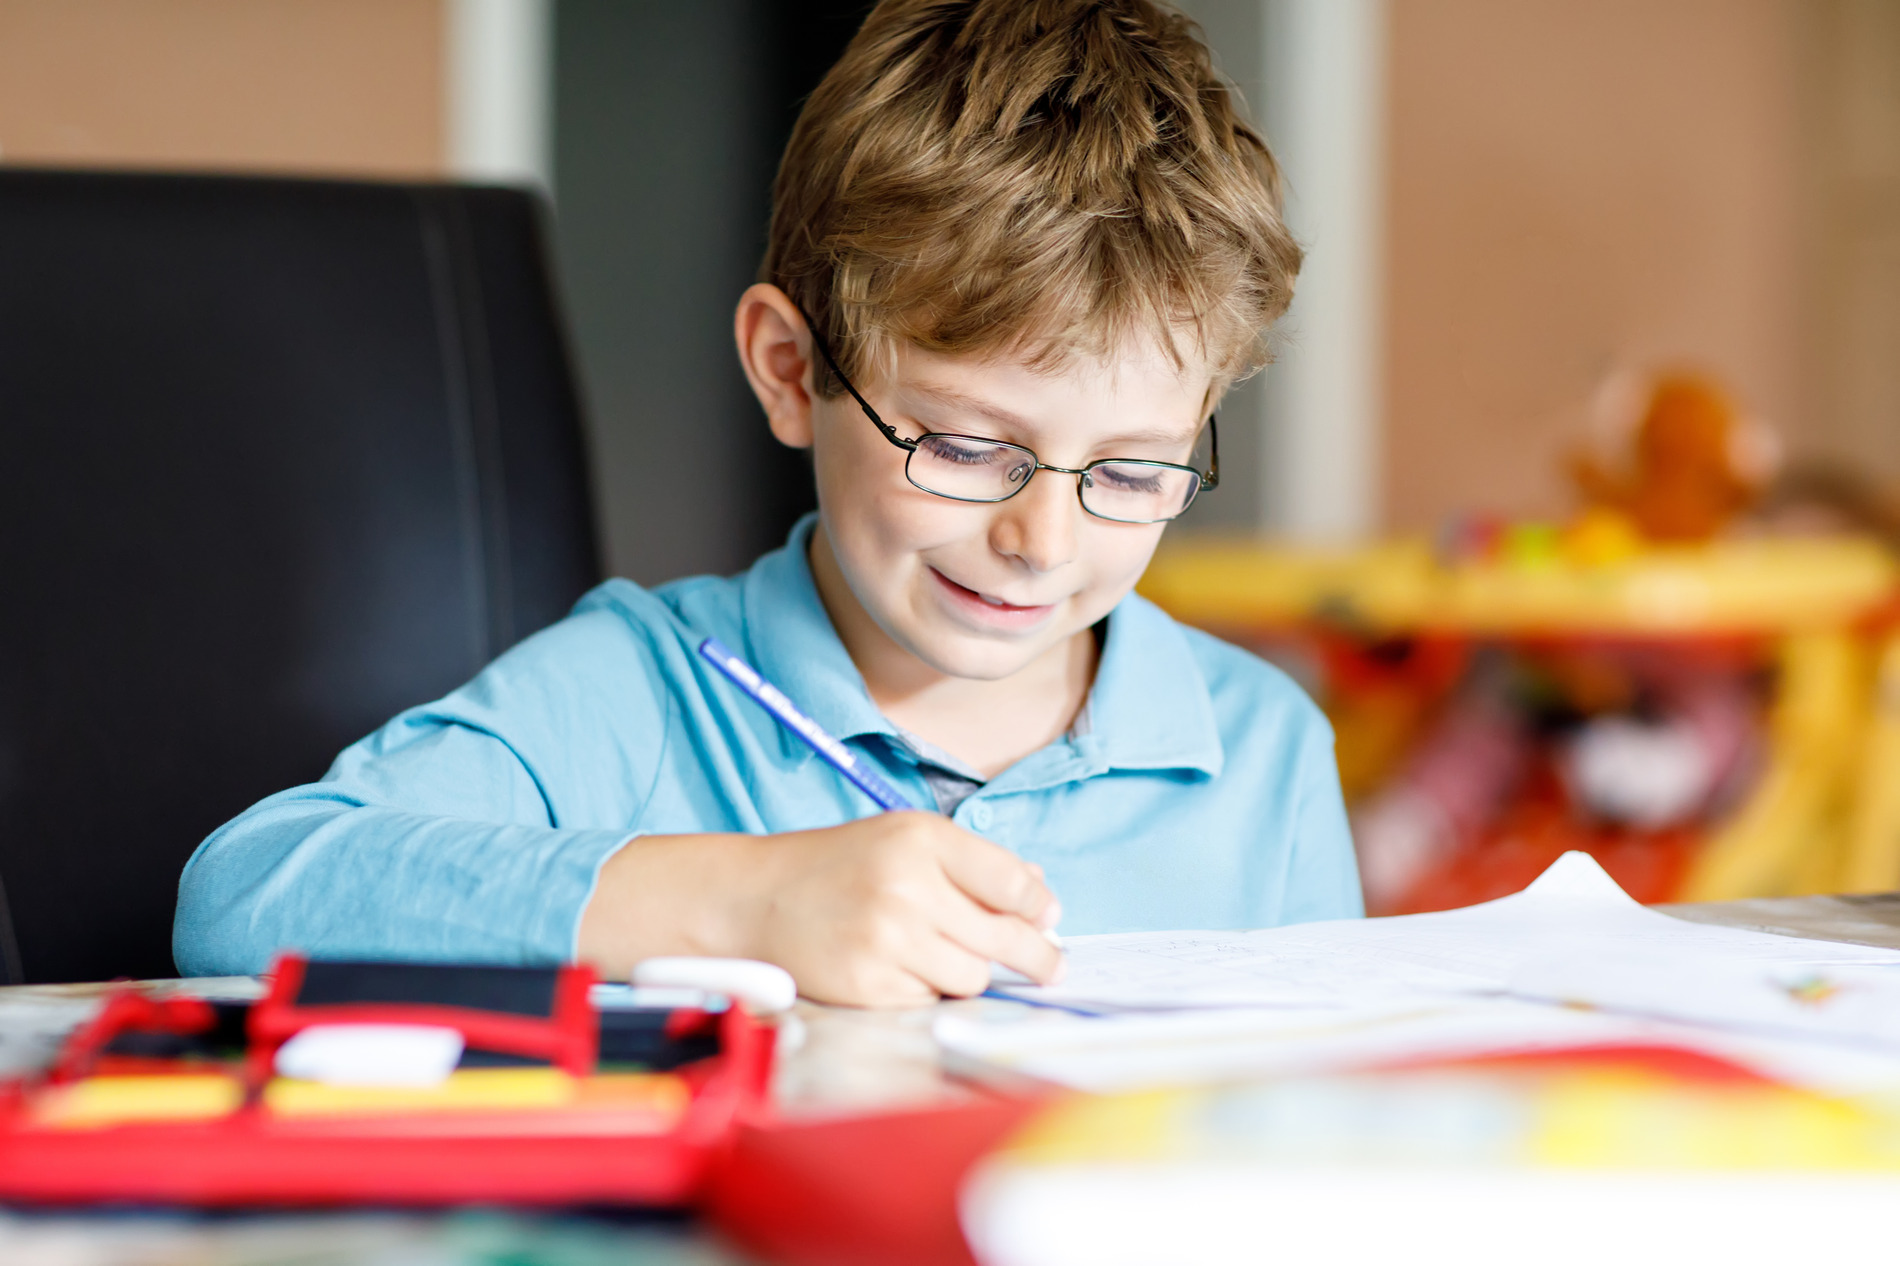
[173, 603, 674, 976]
[175, 519, 1371, 973]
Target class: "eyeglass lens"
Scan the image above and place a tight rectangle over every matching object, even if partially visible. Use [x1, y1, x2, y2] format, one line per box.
[908, 434, 1202, 524]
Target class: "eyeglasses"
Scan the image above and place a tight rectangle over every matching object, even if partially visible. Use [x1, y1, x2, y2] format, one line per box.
[805, 323, 1218, 525]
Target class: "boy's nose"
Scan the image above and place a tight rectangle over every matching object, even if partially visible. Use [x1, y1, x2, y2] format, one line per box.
[991, 466, 1081, 574]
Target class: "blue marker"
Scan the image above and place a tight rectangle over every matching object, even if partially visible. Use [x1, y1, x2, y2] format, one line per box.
[696, 636, 916, 812]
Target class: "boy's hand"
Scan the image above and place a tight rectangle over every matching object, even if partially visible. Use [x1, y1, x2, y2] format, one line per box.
[735, 812, 1065, 1006]
[577, 813, 1064, 1008]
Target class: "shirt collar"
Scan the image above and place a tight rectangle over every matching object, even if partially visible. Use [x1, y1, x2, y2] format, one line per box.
[1082, 590, 1225, 778]
[737, 513, 1224, 779]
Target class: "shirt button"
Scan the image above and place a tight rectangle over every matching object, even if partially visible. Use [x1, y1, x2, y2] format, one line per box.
[968, 803, 991, 830]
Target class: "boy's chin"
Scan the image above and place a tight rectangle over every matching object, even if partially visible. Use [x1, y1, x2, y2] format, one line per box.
[900, 623, 1074, 683]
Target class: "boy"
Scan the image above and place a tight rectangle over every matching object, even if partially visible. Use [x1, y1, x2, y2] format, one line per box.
[174, 0, 1361, 1007]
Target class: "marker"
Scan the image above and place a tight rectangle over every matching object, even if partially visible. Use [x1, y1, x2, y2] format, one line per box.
[696, 635, 1063, 950]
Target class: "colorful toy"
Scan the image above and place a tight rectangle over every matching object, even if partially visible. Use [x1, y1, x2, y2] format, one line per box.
[1569, 371, 1778, 543]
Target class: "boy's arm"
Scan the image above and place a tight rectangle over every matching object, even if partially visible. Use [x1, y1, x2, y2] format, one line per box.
[579, 813, 1064, 1006]
[173, 732, 638, 976]
[173, 605, 1065, 1001]
[173, 610, 657, 976]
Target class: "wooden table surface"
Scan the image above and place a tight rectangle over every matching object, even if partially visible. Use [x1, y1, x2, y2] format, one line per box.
[4, 891, 1899, 1264]
[1656, 891, 1900, 952]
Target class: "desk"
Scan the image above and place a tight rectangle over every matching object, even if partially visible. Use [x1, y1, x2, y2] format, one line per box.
[1656, 891, 1900, 951]
[6, 892, 1900, 1264]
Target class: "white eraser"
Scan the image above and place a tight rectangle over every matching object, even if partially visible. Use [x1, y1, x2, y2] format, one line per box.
[631, 956, 797, 1014]
[589, 982, 724, 1012]
[274, 1023, 464, 1087]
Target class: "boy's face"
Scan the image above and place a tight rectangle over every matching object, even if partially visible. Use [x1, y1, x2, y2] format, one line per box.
[806, 336, 1215, 683]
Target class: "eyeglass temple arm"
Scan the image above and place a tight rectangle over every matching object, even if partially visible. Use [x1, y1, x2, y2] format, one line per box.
[1202, 414, 1220, 489]
[802, 314, 917, 452]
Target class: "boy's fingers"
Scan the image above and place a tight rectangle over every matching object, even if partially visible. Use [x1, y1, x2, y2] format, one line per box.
[936, 897, 1065, 986]
[934, 828, 1056, 923]
[903, 930, 996, 999]
[885, 970, 949, 1009]
[820, 962, 938, 1009]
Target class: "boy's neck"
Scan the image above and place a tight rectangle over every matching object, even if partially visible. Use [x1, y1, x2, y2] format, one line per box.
[808, 527, 1099, 780]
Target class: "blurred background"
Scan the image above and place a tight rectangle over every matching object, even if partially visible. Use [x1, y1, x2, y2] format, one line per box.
[4, 0, 1894, 571]
[4, 0, 1899, 910]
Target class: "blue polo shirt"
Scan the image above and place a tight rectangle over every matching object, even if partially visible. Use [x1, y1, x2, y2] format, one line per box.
[174, 516, 1362, 976]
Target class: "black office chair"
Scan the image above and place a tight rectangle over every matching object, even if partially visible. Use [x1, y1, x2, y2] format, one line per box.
[0, 170, 601, 984]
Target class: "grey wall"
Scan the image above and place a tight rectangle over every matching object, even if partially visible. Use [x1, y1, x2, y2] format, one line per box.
[1172, 0, 1281, 536]
[550, 1, 1277, 581]
[551, 2, 864, 584]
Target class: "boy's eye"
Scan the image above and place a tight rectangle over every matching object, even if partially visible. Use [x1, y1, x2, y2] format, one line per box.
[1093, 464, 1168, 495]
[919, 435, 1010, 466]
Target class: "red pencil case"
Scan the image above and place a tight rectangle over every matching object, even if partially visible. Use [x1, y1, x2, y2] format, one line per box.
[0, 954, 776, 1207]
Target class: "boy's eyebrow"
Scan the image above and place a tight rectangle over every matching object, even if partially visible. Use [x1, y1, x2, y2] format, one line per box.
[900, 380, 1200, 447]
[901, 380, 1033, 429]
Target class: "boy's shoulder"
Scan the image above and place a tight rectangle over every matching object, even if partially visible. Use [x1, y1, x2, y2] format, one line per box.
[472, 573, 742, 704]
[567, 523, 825, 659]
[570, 571, 745, 646]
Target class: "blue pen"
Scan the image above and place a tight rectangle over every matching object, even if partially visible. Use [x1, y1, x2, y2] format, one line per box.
[696, 636, 916, 812]
[696, 635, 1071, 981]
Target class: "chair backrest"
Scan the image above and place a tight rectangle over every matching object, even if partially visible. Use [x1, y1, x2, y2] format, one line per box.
[0, 170, 601, 984]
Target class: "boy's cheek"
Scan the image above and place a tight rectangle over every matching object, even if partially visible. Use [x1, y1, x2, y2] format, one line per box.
[824, 474, 986, 571]
[816, 441, 1166, 660]
[1079, 524, 1168, 598]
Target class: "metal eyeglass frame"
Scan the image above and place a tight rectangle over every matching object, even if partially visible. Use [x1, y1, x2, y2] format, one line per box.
[803, 319, 1219, 525]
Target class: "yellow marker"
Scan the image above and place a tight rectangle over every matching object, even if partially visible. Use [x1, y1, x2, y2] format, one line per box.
[34, 1074, 243, 1129]
[265, 1067, 690, 1122]
[265, 1067, 575, 1117]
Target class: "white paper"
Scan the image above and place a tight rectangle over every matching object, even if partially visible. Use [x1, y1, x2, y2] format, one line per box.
[940, 997, 1637, 1092]
[1511, 943, 1900, 1053]
[940, 990, 1900, 1096]
[993, 852, 1900, 1014]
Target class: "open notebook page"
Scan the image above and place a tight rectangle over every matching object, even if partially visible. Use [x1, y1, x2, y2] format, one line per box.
[992, 852, 1900, 1013]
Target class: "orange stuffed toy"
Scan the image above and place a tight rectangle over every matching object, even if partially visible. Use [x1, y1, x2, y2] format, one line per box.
[1571, 373, 1775, 542]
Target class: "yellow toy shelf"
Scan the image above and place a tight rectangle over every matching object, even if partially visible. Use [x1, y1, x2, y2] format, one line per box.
[1139, 535, 1897, 638]
[1139, 532, 1900, 903]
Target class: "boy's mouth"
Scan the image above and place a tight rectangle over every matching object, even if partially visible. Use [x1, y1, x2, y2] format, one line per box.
[928, 567, 1058, 628]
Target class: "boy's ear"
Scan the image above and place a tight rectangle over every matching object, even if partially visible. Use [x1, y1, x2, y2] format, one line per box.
[734, 284, 816, 449]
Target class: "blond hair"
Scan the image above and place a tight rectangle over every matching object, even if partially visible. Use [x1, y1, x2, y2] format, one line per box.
[762, 0, 1302, 395]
